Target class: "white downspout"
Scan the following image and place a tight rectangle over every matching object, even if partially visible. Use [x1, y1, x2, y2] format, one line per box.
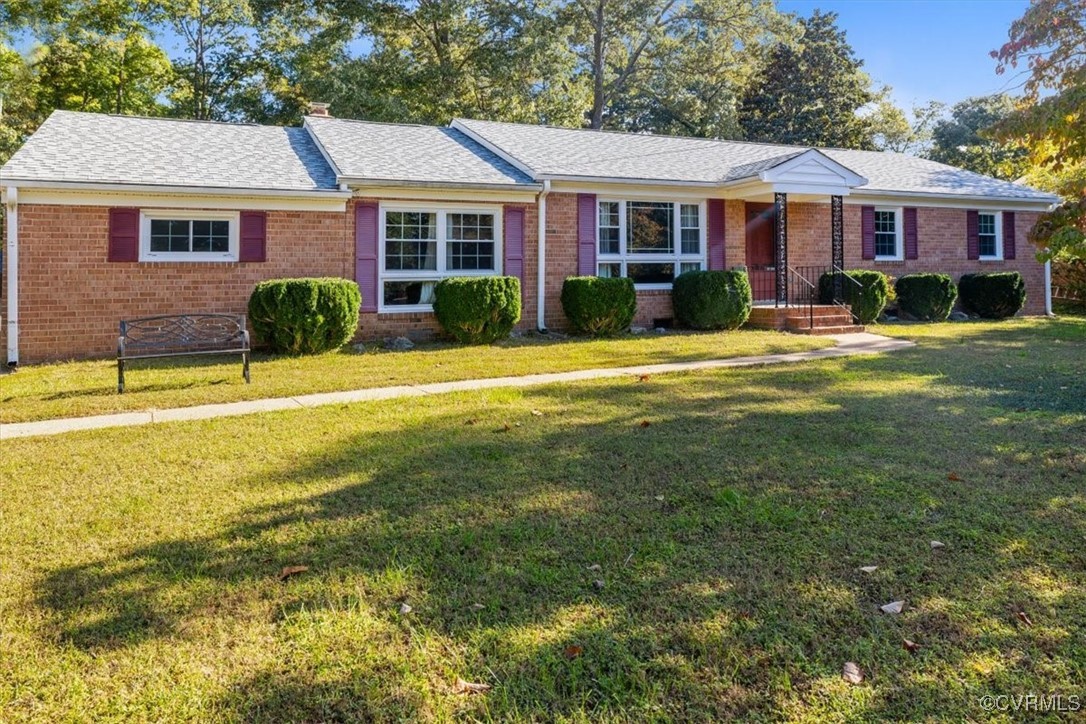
[1045, 258, 1053, 315]
[536, 180, 551, 331]
[5, 186, 17, 366]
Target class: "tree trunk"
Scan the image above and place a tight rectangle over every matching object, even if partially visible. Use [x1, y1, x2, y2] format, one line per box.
[589, 1, 605, 128]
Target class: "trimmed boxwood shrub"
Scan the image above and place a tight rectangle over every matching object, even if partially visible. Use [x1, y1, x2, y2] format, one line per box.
[560, 277, 637, 335]
[672, 270, 752, 330]
[817, 269, 890, 324]
[432, 276, 521, 344]
[895, 273, 958, 321]
[248, 277, 361, 354]
[959, 272, 1026, 319]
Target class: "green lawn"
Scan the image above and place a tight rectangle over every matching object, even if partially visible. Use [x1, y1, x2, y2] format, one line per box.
[1, 318, 1083, 721]
[0, 329, 828, 424]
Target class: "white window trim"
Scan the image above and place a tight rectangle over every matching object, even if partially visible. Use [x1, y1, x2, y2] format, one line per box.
[139, 209, 240, 262]
[873, 206, 904, 262]
[978, 211, 1004, 261]
[597, 199, 707, 290]
[378, 203, 503, 313]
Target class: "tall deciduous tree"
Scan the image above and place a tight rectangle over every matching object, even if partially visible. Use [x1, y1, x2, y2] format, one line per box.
[738, 10, 874, 148]
[926, 94, 1029, 180]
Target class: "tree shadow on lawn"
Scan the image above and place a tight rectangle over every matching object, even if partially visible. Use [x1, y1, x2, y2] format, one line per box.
[30, 325, 1086, 720]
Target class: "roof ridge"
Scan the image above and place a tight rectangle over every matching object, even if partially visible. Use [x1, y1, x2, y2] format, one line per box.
[48, 108, 283, 130]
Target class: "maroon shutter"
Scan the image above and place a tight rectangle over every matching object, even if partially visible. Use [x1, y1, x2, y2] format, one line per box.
[707, 199, 726, 270]
[355, 202, 379, 313]
[503, 206, 525, 301]
[903, 207, 918, 260]
[861, 206, 875, 260]
[577, 193, 597, 276]
[966, 210, 980, 260]
[239, 211, 267, 262]
[108, 208, 139, 262]
[1003, 211, 1016, 259]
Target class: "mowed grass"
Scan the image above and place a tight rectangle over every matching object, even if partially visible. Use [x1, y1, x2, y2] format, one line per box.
[0, 318, 1083, 721]
[0, 329, 828, 424]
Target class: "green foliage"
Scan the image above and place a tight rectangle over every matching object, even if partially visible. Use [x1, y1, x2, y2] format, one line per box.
[926, 94, 1029, 180]
[817, 269, 890, 324]
[1030, 197, 1086, 263]
[958, 272, 1027, 319]
[559, 277, 637, 335]
[895, 273, 958, 322]
[432, 276, 521, 344]
[672, 270, 752, 330]
[739, 10, 875, 149]
[248, 277, 361, 354]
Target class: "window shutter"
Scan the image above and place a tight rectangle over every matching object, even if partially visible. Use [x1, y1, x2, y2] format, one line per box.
[903, 207, 918, 260]
[861, 206, 875, 260]
[355, 202, 379, 313]
[966, 210, 980, 260]
[1003, 211, 1016, 259]
[108, 208, 139, 262]
[239, 211, 267, 262]
[707, 199, 726, 270]
[503, 206, 525, 301]
[577, 193, 597, 276]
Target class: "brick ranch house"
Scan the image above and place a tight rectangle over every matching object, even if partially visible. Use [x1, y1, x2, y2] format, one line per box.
[0, 108, 1059, 363]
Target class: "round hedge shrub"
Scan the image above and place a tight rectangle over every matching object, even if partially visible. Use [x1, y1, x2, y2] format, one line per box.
[959, 272, 1026, 319]
[248, 277, 361, 354]
[672, 270, 752, 330]
[817, 269, 890, 324]
[432, 276, 521, 344]
[560, 277, 637, 335]
[895, 273, 958, 321]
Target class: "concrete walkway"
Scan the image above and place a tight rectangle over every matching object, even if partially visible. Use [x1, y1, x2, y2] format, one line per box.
[1, 332, 913, 440]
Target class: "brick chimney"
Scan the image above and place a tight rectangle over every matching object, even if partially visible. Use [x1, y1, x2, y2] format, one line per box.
[308, 102, 331, 118]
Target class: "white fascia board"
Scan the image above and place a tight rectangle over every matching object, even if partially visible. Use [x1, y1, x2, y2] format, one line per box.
[547, 180, 719, 201]
[538, 173, 720, 188]
[769, 182, 852, 196]
[343, 178, 541, 193]
[345, 182, 539, 204]
[15, 186, 349, 212]
[449, 120, 540, 180]
[846, 188, 1057, 211]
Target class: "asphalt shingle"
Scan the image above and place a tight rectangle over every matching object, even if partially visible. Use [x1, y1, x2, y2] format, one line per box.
[0, 110, 340, 193]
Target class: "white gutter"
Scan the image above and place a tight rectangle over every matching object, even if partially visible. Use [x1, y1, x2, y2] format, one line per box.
[1045, 258, 1053, 315]
[2, 178, 353, 200]
[536, 180, 551, 331]
[341, 178, 543, 193]
[5, 186, 18, 366]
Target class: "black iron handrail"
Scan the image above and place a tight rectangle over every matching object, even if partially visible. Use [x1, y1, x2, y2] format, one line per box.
[786, 266, 817, 329]
[831, 265, 864, 323]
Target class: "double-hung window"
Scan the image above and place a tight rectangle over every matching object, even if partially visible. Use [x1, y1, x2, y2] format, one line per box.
[977, 211, 1002, 259]
[140, 210, 239, 261]
[874, 208, 903, 261]
[380, 206, 501, 310]
[597, 200, 706, 287]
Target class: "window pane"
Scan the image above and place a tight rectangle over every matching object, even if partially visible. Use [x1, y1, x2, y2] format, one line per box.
[679, 262, 703, 274]
[626, 262, 674, 284]
[598, 262, 621, 278]
[191, 219, 230, 253]
[385, 212, 437, 270]
[627, 202, 673, 254]
[150, 219, 192, 252]
[978, 213, 998, 256]
[383, 280, 437, 306]
[447, 213, 495, 270]
[979, 235, 997, 257]
[977, 213, 996, 236]
[599, 201, 620, 254]
[680, 204, 700, 254]
[874, 210, 897, 257]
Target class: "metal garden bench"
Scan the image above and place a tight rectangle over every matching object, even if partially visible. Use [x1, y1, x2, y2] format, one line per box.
[117, 314, 251, 393]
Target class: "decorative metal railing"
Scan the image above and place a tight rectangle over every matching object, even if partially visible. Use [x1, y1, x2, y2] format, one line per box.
[830, 264, 864, 323]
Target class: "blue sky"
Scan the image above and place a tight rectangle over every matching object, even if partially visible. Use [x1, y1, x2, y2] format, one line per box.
[777, 0, 1030, 109]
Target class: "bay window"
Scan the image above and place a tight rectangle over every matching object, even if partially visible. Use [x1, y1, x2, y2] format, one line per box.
[380, 206, 501, 310]
[597, 200, 706, 287]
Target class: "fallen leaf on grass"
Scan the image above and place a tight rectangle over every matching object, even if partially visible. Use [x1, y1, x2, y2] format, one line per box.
[399, 602, 413, 614]
[453, 678, 491, 695]
[586, 564, 602, 571]
[903, 639, 920, 653]
[842, 662, 863, 684]
[278, 565, 309, 581]
[496, 423, 512, 433]
[530, 409, 543, 416]
[1016, 610, 1034, 627]
[563, 645, 584, 659]
[859, 566, 878, 574]
[639, 420, 651, 428]
[469, 603, 485, 611]
[930, 541, 945, 550]
[947, 472, 963, 482]
[638, 374, 651, 382]
[881, 600, 905, 615]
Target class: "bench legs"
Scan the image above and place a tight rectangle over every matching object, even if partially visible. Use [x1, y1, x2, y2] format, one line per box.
[118, 359, 126, 394]
[243, 351, 251, 384]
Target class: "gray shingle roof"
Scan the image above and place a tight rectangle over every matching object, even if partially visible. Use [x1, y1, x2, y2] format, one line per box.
[455, 118, 1057, 201]
[305, 116, 536, 187]
[0, 110, 340, 193]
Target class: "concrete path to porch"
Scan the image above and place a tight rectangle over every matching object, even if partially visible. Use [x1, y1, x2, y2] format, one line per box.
[1, 332, 914, 440]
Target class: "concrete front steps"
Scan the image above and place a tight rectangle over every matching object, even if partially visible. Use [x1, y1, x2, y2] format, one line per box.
[747, 304, 865, 335]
